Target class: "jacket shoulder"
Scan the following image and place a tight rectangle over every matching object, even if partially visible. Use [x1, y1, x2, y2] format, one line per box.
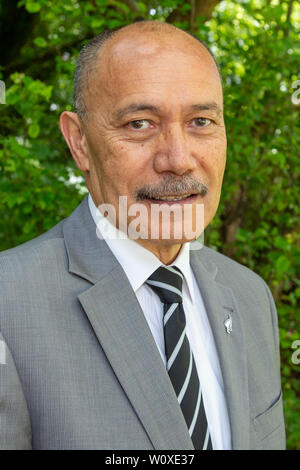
[0, 219, 64, 256]
[0, 219, 66, 279]
[198, 244, 267, 289]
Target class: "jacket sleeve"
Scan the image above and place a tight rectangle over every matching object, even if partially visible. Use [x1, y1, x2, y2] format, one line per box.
[261, 279, 282, 378]
[0, 332, 32, 449]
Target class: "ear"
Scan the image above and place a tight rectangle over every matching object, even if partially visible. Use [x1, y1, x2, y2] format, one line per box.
[59, 111, 90, 172]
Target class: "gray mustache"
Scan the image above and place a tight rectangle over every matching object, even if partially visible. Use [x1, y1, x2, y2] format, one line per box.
[135, 175, 208, 200]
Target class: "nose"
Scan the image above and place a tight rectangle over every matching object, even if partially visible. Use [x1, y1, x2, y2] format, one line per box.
[153, 124, 197, 176]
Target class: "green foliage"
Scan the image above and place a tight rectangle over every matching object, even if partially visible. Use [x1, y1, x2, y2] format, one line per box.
[0, 0, 299, 449]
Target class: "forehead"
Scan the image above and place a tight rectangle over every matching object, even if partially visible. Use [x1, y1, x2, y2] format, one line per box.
[89, 31, 222, 113]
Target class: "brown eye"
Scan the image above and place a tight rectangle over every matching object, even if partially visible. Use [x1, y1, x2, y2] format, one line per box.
[128, 120, 150, 130]
[191, 118, 211, 127]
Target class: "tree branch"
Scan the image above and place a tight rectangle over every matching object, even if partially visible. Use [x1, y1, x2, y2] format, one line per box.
[166, 0, 222, 28]
[286, 0, 295, 23]
[284, 0, 295, 36]
[118, 0, 141, 13]
[194, 0, 223, 22]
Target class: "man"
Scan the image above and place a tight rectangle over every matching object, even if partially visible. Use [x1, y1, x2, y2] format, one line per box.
[0, 20, 285, 450]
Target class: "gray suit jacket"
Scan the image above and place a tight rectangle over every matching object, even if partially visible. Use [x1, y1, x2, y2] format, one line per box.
[0, 196, 285, 450]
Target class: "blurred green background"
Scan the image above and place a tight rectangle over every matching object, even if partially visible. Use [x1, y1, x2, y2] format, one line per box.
[0, 0, 299, 449]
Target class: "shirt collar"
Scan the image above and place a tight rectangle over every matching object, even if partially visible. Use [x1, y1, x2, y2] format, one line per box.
[88, 193, 195, 303]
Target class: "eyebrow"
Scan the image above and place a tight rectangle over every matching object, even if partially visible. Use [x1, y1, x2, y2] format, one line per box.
[190, 102, 222, 117]
[113, 102, 222, 121]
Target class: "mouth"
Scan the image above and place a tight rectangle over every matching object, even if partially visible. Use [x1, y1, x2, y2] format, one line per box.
[145, 193, 199, 204]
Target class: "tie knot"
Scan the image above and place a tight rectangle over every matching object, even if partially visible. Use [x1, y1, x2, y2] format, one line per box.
[146, 266, 183, 304]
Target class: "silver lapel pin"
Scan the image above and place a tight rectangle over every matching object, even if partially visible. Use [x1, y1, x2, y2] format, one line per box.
[224, 314, 233, 334]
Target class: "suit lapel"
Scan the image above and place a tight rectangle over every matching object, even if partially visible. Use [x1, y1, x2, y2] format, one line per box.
[63, 197, 193, 450]
[191, 250, 250, 450]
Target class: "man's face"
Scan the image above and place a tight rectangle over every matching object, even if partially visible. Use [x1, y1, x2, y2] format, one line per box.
[82, 31, 226, 248]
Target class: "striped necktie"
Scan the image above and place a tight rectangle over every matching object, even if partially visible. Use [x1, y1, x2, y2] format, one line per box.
[146, 265, 212, 450]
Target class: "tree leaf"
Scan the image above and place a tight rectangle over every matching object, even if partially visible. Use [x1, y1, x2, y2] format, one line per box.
[28, 122, 40, 138]
[25, 1, 41, 13]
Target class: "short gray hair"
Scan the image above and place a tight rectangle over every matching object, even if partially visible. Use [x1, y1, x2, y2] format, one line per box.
[73, 22, 222, 122]
[74, 27, 121, 122]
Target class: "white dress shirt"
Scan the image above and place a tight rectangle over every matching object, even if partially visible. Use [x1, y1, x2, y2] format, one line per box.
[88, 194, 231, 450]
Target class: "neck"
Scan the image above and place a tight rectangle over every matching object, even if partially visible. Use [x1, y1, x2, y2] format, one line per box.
[136, 239, 183, 265]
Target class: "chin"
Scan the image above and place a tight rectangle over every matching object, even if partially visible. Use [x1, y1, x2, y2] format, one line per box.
[141, 223, 203, 245]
